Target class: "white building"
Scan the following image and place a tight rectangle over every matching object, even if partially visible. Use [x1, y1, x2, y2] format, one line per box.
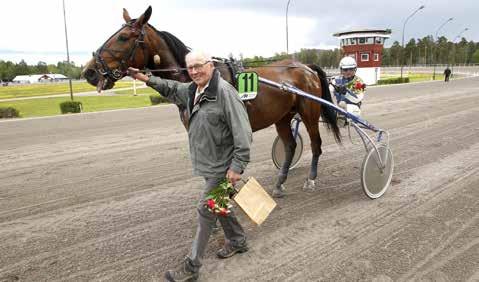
[12, 74, 68, 84]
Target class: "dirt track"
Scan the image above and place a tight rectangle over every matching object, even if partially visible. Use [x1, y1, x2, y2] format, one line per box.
[0, 77, 478, 281]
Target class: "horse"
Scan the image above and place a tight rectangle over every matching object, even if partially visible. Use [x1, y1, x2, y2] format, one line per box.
[82, 6, 341, 195]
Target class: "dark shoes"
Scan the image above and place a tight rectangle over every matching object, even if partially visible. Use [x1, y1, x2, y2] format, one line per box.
[216, 243, 249, 259]
[165, 257, 199, 282]
[272, 185, 286, 198]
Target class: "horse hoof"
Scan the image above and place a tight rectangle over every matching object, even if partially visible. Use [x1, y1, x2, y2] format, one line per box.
[303, 179, 316, 191]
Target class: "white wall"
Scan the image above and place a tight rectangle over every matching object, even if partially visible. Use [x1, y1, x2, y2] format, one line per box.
[356, 67, 380, 85]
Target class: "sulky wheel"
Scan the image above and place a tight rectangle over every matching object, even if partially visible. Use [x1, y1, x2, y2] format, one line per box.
[361, 144, 394, 199]
[271, 133, 304, 170]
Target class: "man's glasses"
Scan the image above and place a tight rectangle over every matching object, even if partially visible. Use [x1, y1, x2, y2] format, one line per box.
[186, 61, 211, 72]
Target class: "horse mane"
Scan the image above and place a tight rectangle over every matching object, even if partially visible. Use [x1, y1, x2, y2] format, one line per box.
[147, 24, 191, 68]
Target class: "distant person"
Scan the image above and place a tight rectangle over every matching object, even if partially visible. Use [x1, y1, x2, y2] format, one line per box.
[444, 67, 452, 82]
[330, 56, 366, 126]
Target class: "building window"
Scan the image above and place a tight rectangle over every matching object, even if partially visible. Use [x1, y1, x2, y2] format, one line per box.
[358, 38, 366, 44]
[374, 53, 379, 61]
[366, 37, 374, 44]
[375, 37, 383, 44]
[361, 53, 369, 61]
[350, 38, 356, 45]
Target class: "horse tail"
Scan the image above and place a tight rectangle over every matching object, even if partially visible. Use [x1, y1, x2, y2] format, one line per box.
[308, 64, 342, 144]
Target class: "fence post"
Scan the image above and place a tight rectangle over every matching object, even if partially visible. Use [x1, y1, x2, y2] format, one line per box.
[133, 79, 137, 96]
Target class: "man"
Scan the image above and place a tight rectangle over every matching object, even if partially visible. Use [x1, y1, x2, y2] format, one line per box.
[444, 67, 452, 82]
[128, 50, 252, 282]
[330, 56, 366, 126]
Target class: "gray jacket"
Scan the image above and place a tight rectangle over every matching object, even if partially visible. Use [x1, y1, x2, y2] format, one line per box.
[147, 70, 252, 178]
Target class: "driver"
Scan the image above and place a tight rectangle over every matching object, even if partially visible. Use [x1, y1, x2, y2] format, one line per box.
[330, 56, 366, 125]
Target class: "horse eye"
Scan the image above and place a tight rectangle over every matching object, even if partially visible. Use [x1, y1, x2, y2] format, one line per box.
[118, 34, 129, 42]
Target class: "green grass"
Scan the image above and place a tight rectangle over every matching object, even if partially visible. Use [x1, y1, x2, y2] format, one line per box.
[381, 73, 445, 82]
[115, 87, 158, 96]
[0, 81, 144, 99]
[0, 95, 153, 118]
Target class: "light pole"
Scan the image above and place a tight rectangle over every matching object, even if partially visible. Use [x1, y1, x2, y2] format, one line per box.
[286, 0, 292, 55]
[451, 28, 469, 77]
[400, 5, 425, 79]
[432, 17, 453, 80]
[62, 0, 74, 101]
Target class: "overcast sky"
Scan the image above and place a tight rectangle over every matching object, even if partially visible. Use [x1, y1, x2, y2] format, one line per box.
[0, 0, 477, 65]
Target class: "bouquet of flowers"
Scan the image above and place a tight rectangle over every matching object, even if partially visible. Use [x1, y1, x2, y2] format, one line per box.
[205, 178, 236, 216]
[354, 81, 366, 91]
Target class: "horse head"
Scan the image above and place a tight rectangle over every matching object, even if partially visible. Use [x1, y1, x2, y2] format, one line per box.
[82, 6, 190, 92]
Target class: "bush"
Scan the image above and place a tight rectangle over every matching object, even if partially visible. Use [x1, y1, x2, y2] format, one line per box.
[149, 94, 168, 105]
[0, 107, 20, 118]
[59, 101, 83, 114]
[377, 77, 410, 85]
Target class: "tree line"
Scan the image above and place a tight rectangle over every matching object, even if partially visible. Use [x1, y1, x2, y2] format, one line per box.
[2, 36, 478, 82]
[0, 60, 83, 82]
[242, 36, 479, 68]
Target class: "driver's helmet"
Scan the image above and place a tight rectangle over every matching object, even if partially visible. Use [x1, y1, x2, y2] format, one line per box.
[339, 56, 357, 71]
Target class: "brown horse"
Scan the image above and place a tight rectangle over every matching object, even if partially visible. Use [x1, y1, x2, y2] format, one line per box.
[82, 6, 341, 195]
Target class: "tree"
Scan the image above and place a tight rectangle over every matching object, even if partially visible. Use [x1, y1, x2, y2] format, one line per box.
[404, 38, 417, 65]
[15, 59, 30, 75]
[472, 49, 479, 64]
[465, 41, 476, 64]
[297, 49, 319, 65]
[35, 61, 49, 74]
[0, 60, 16, 81]
[389, 41, 402, 66]
[436, 36, 449, 64]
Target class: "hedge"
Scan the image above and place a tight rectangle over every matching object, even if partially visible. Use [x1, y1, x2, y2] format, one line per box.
[377, 77, 410, 85]
[0, 107, 20, 118]
[59, 101, 83, 114]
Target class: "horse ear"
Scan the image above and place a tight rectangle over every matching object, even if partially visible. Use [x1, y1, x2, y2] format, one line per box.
[123, 8, 132, 23]
[136, 6, 152, 27]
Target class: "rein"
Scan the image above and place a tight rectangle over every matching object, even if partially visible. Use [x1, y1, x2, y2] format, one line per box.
[134, 64, 313, 74]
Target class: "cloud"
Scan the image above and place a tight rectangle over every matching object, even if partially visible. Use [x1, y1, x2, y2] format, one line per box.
[0, 0, 477, 64]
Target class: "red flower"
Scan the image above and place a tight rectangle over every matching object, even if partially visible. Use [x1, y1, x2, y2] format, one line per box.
[218, 207, 228, 217]
[207, 199, 216, 209]
[354, 81, 365, 90]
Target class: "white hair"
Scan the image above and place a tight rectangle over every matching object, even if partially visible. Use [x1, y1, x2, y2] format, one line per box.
[185, 50, 212, 63]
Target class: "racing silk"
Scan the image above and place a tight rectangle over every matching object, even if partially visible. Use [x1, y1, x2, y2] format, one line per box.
[332, 75, 366, 105]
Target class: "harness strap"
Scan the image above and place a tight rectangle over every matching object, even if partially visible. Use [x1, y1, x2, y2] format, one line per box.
[94, 21, 148, 82]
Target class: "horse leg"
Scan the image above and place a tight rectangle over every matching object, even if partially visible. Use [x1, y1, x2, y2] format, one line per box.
[301, 114, 323, 191]
[272, 114, 296, 198]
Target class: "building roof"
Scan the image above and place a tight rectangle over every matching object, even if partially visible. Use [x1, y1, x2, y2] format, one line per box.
[13, 74, 68, 82]
[333, 28, 392, 38]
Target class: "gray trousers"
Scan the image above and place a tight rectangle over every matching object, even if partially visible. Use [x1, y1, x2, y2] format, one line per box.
[189, 177, 246, 270]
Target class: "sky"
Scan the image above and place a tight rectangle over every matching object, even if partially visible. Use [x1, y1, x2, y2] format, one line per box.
[0, 0, 477, 66]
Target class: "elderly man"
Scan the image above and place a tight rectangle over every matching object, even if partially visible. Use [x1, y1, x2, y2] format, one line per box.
[128, 50, 252, 281]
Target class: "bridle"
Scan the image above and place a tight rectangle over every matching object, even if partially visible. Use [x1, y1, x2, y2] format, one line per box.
[93, 20, 148, 82]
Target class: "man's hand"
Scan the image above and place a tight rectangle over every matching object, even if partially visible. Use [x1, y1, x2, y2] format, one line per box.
[127, 67, 149, 82]
[337, 85, 348, 95]
[226, 169, 241, 186]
